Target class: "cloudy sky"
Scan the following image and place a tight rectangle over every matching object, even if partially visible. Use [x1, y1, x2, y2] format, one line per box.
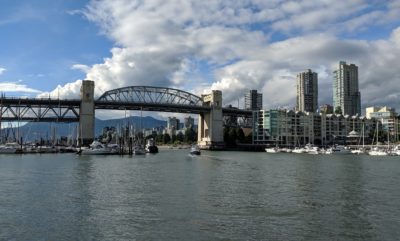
[0, 0, 399, 118]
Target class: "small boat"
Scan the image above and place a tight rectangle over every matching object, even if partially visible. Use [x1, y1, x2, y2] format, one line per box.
[265, 147, 280, 153]
[292, 147, 307, 154]
[145, 138, 158, 153]
[133, 144, 146, 155]
[0, 142, 22, 154]
[368, 147, 388, 156]
[190, 145, 201, 155]
[326, 145, 351, 155]
[79, 141, 119, 155]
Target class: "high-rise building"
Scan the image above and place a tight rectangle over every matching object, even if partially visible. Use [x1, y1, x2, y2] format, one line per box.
[296, 69, 318, 112]
[245, 90, 262, 110]
[333, 61, 361, 116]
[184, 116, 195, 129]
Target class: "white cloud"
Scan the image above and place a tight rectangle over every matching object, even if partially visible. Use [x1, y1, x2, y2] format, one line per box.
[0, 81, 42, 94]
[0, 67, 5, 75]
[47, 0, 400, 115]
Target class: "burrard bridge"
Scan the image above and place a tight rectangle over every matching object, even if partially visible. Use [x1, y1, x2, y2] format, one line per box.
[0, 80, 251, 148]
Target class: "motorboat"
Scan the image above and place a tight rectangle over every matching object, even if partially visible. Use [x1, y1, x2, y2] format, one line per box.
[145, 139, 158, 153]
[292, 147, 307, 154]
[0, 142, 22, 154]
[78, 141, 119, 155]
[304, 144, 319, 154]
[133, 145, 146, 155]
[326, 145, 351, 155]
[351, 148, 367, 155]
[190, 145, 201, 155]
[368, 147, 388, 156]
[265, 147, 280, 153]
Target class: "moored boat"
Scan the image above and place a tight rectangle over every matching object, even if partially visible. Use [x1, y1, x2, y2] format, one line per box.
[190, 145, 201, 155]
[78, 141, 119, 155]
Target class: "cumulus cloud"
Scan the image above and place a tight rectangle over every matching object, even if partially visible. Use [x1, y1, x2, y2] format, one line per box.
[0, 67, 5, 75]
[0, 81, 42, 94]
[49, 0, 400, 116]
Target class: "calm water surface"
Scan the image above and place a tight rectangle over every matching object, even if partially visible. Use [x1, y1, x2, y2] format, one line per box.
[0, 150, 399, 240]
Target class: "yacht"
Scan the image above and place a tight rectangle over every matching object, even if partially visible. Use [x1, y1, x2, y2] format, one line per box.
[133, 144, 146, 155]
[265, 147, 280, 153]
[0, 142, 22, 154]
[292, 147, 307, 154]
[368, 147, 388, 156]
[79, 141, 119, 155]
[190, 145, 201, 155]
[326, 145, 351, 155]
[145, 138, 158, 153]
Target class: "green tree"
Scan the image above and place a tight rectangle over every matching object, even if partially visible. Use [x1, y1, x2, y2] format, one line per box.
[334, 106, 342, 115]
[223, 126, 231, 143]
[228, 128, 237, 146]
[163, 133, 171, 144]
[177, 132, 184, 142]
[245, 131, 253, 144]
[171, 134, 177, 143]
[237, 128, 245, 143]
[184, 128, 196, 143]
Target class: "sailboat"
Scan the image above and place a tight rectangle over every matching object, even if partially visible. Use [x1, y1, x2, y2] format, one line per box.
[351, 123, 366, 155]
[133, 108, 146, 155]
[368, 119, 388, 156]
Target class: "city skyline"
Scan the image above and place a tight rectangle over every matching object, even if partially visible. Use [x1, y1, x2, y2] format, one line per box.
[0, 1, 400, 120]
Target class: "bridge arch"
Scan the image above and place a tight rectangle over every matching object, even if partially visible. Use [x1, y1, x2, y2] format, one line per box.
[97, 86, 203, 106]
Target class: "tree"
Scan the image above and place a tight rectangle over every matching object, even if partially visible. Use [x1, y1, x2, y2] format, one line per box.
[177, 132, 184, 142]
[224, 126, 231, 143]
[163, 133, 171, 144]
[237, 128, 245, 143]
[184, 128, 196, 143]
[228, 128, 237, 146]
[334, 106, 342, 115]
[245, 131, 253, 144]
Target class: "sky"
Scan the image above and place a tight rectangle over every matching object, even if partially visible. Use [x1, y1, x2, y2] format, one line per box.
[0, 0, 400, 119]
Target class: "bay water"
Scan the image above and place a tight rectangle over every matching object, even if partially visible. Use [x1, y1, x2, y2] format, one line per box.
[0, 150, 399, 240]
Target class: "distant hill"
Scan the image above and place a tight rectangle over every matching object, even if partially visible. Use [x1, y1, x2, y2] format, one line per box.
[1, 116, 167, 141]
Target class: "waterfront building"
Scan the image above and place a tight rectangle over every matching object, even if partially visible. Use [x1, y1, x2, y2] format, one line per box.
[366, 106, 399, 142]
[252, 109, 375, 146]
[245, 90, 262, 110]
[296, 69, 318, 112]
[333, 61, 361, 116]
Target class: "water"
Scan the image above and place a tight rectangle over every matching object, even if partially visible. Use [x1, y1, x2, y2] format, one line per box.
[0, 150, 399, 240]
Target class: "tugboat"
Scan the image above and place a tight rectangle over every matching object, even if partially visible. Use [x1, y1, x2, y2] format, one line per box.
[145, 138, 158, 153]
[190, 145, 201, 155]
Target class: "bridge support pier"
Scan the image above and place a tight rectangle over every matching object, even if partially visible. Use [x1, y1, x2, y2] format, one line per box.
[198, 90, 225, 150]
[79, 80, 95, 146]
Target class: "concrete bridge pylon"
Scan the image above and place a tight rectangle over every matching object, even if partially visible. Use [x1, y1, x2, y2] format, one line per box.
[79, 80, 95, 146]
[198, 90, 225, 150]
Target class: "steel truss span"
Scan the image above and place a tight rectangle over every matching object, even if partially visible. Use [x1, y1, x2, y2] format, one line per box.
[0, 98, 80, 122]
[97, 86, 203, 106]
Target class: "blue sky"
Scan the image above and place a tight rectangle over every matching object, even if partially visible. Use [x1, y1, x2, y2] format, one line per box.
[0, 0, 400, 117]
[0, 0, 111, 94]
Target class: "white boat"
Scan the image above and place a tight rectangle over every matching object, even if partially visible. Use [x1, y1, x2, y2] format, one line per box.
[190, 145, 201, 155]
[304, 144, 319, 154]
[368, 147, 388, 156]
[326, 145, 351, 155]
[0, 142, 22, 154]
[351, 148, 367, 155]
[79, 141, 119, 155]
[265, 147, 280, 153]
[292, 147, 307, 154]
[145, 139, 158, 153]
[133, 144, 146, 155]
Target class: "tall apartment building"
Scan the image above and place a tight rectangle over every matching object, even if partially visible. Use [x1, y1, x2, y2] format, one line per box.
[245, 90, 262, 110]
[296, 69, 318, 112]
[333, 61, 361, 116]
